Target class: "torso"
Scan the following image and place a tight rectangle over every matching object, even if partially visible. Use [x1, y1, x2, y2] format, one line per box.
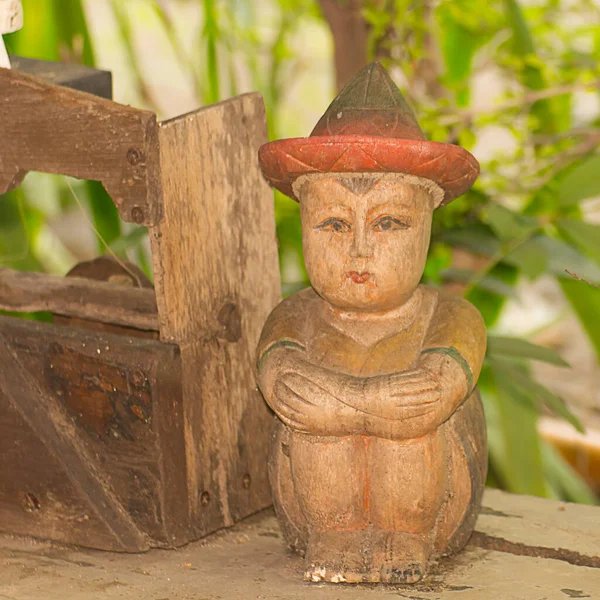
[297, 286, 438, 378]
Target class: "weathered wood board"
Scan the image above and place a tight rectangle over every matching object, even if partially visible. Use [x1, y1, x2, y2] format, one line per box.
[0, 267, 158, 331]
[0, 489, 598, 599]
[150, 93, 281, 537]
[0, 317, 188, 551]
[0, 66, 161, 225]
[0, 60, 282, 550]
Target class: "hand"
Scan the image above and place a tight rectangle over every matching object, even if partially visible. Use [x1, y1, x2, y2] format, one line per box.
[364, 369, 441, 421]
[273, 372, 362, 436]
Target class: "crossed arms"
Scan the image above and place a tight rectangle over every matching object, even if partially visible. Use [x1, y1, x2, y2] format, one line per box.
[256, 343, 472, 441]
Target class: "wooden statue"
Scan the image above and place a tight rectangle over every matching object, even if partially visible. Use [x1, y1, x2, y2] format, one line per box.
[256, 62, 487, 584]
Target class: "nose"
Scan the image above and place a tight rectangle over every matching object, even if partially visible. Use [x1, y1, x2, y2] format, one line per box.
[349, 226, 373, 259]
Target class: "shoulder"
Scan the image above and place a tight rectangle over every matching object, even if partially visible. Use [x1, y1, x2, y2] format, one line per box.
[257, 287, 318, 353]
[421, 285, 485, 332]
[427, 286, 485, 330]
[421, 286, 487, 381]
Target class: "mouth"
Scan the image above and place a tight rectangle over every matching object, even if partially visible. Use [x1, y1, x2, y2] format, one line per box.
[347, 271, 371, 284]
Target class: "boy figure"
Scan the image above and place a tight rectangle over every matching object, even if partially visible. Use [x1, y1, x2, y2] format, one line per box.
[256, 63, 487, 584]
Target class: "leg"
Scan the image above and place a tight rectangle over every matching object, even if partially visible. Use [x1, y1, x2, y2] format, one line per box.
[288, 432, 371, 582]
[368, 429, 447, 582]
[433, 390, 487, 556]
[269, 419, 308, 554]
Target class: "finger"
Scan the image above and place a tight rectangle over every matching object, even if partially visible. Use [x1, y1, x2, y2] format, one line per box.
[390, 380, 439, 396]
[278, 412, 310, 433]
[279, 375, 319, 406]
[275, 383, 321, 427]
[276, 380, 317, 409]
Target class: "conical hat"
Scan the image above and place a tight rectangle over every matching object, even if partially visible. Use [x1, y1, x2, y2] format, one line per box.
[259, 62, 479, 206]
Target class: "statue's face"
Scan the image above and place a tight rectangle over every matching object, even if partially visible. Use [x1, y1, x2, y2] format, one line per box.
[300, 176, 434, 312]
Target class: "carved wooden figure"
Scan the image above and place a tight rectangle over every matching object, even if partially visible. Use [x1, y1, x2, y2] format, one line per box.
[256, 63, 487, 584]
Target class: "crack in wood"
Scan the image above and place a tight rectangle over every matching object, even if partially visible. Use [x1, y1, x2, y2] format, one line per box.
[470, 532, 600, 569]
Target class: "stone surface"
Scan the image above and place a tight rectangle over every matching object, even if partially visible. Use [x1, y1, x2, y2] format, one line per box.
[0, 489, 598, 600]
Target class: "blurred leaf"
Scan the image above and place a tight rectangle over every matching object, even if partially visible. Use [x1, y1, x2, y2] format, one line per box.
[467, 263, 519, 327]
[109, 227, 148, 256]
[4, 0, 59, 59]
[86, 181, 121, 253]
[442, 226, 501, 257]
[441, 268, 517, 297]
[542, 442, 598, 505]
[489, 359, 548, 496]
[0, 189, 43, 272]
[559, 155, 600, 207]
[557, 218, 600, 265]
[495, 360, 583, 433]
[502, 0, 556, 134]
[202, 0, 221, 105]
[484, 204, 538, 241]
[54, 0, 95, 65]
[487, 335, 570, 367]
[504, 237, 548, 278]
[541, 237, 600, 283]
[560, 278, 600, 357]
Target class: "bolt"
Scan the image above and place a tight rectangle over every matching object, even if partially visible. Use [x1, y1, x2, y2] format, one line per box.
[131, 207, 144, 224]
[242, 474, 251, 489]
[200, 491, 210, 506]
[126, 147, 143, 166]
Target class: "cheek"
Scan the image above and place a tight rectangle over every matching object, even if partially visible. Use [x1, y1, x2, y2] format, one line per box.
[303, 233, 351, 280]
[372, 227, 431, 284]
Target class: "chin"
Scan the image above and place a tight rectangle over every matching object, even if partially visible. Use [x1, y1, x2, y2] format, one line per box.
[314, 281, 419, 313]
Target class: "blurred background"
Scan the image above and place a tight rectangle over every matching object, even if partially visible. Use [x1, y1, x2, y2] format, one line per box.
[3, 0, 600, 504]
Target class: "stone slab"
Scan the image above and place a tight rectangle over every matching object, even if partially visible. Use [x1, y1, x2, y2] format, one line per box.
[0, 489, 598, 600]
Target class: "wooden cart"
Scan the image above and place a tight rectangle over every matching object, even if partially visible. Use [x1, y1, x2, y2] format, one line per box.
[0, 58, 281, 552]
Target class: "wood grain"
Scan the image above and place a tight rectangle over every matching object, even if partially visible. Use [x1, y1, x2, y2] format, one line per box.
[150, 93, 281, 537]
[0, 316, 189, 551]
[0, 66, 161, 225]
[0, 267, 159, 331]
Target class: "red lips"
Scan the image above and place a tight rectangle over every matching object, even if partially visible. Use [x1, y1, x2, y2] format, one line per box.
[348, 271, 371, 284]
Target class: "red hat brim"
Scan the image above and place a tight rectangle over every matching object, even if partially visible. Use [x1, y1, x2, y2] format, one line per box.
[259, 135, 479, 206]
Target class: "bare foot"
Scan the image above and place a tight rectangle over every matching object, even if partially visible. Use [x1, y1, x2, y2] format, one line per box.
[304, 530, 371, 583]
[370, 530, 429, 584]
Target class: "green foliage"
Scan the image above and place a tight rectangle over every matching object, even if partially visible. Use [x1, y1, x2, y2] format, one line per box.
[2, 0, 599, 504]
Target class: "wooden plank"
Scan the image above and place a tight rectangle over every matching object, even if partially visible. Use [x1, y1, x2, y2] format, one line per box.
[0, 66, 161, 225]
[0, 267, 159, 331]
[150, 93, 281, 536]
[11, 56, 112, 99]
[0, 317, 189, 550]
[0, 489, 598, 599]
[0, 324, 147, 551]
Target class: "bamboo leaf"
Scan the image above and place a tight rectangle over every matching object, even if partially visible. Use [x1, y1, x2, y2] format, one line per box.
[487, 335, 570, 367]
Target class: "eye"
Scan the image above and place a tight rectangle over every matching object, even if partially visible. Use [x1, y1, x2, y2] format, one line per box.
[371, 216, 409, 232]
[315, 218, 352, 233]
